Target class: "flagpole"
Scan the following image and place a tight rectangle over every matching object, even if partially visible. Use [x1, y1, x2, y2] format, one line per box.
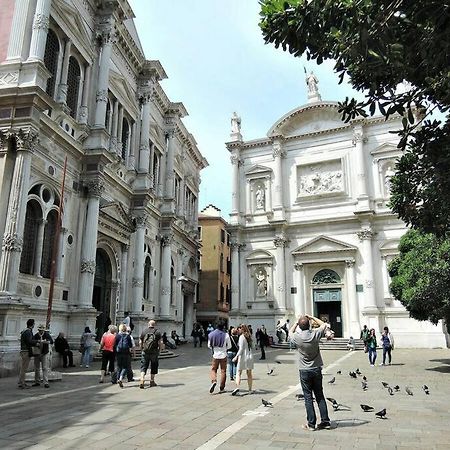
[46, 156, 67, 329]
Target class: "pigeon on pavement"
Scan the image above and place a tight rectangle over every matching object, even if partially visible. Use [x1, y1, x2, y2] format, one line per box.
[349, 371, 357, 379]
[360, 404, 374, 412]
[262, 399, 273, 407]
[276, 361, 282, 364]
[422, 385, 430, 395]
[406, 386, 413, 396]
[337, 370, 342, 374]
[375, 408, 387, 419]
[355, 368, 361, 375]
[361, 381, 368, 391]
[328, 377, 336, 384]
[326, 397, 340, 411]
[382, 381, 390, 388]
[267, 369, 274, 375]
[362, 376, 367, 382]
[388, 387, 394, 396]
[394, 385, 400, 392]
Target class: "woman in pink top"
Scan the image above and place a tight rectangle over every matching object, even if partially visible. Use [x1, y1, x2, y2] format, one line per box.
[99, 325, 117, 383]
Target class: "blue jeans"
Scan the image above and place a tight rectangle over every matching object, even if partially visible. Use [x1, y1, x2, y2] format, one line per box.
[227, 351, 237, 379]
[116, 353, 131, 381]
[382, 346, 392, 364]
[82, 346, 91, 366]
[368, 347, 377, 365]
[299, 367, 330, 427]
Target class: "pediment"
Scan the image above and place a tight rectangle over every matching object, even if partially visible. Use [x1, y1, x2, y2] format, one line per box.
[246, 250, 273, 265]
[109, 70, 139, 114]
[292, 235, 357, 255]
[245, 165, 272, 176]
[99, 202, 134, 231]
[370, 142, 401, 157]
[268, 103, 346, 138]
[54, 1, 92, 50]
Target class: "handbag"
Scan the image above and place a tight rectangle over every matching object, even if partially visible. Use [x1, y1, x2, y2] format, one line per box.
[78, 344, 85, 354]
[31, 345, 41, 356]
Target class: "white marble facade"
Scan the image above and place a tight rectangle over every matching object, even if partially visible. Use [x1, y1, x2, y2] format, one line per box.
[227, 74, 447, 348]
[0, 0, 207, 375]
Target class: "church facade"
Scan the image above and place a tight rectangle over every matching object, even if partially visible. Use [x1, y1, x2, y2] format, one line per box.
[227, 76, 447, 348]
[0, 0, 207, 375]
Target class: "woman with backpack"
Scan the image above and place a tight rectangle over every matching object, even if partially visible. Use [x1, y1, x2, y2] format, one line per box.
[232, 324, 255, 396]
[114, 324, 133, 388]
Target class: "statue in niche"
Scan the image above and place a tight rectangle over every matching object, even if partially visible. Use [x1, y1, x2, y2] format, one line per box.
[230, 112, 241, 134]
[255, 268, 267, 297]
[384, 167, 395, 196]
[255, 185, 265, 210]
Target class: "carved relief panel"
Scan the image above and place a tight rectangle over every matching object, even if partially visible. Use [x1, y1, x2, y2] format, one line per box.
[297, 159, 345, 199]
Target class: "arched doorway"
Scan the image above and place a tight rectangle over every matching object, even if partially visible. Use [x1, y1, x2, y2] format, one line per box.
[92, 248, 112, 340]
[312, 269, 343, 337]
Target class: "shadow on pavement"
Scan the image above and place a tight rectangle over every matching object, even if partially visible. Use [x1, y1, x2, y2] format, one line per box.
[334, 418, 371, 428]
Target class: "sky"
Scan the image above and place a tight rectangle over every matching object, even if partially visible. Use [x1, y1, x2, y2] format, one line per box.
[128, 0, 364, 218]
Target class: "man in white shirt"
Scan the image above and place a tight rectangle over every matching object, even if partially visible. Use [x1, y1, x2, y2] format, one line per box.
[208, 322, 231, 394]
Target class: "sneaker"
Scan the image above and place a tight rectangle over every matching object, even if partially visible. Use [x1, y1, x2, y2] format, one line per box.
[219, 389, 225, 394]
[379, 363, 385, 366]
[99, 380, 104, 384]
[231, 388, 239, 396]
[85, 365, 89, 368]
[80, 364, 83, 367]
[209, 381, 217, 394]
[150, 381, 157, 387]
[18, 384, 30, 389]
[32, 382, 40, 387]
[230, 377, 234, 381]
[370, 364, 374, 367]
[317, 422, 331, 430]
[44, 384, 50, 388]
[118, 379, 123, 388]
[302, 424, 316, 431]
[139, 383, 145, 389]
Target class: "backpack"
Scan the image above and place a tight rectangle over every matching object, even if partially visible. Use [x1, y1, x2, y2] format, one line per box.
[142, 331, 159, 353]
[116, 333, 131, 353]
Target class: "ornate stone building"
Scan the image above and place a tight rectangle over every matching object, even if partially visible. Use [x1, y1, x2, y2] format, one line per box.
[227, 73, 447, 348]
[0, 0, 207, 374]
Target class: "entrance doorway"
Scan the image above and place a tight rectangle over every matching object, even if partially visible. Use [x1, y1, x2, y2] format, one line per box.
[92, 248, 112, 340]
[313, 288, 343, 337]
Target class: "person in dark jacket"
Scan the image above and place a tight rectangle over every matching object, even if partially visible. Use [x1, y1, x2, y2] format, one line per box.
[259, 325, 269, 360]
[114, 324, 133, 388]
[18, 319, 39, 389]
[33, 324, 54, 388]
[54, 332, 75, 368]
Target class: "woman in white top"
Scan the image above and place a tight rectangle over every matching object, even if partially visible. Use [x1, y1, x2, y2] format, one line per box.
[232, 324, 254, 395]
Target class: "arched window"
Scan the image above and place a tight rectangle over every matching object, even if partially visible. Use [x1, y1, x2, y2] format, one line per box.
[121, 118, 129, 160]
[19, 200, 42, 274]
[66, 56, 81, 118]
[143, 255, 151, 300]
[312, 269, 341, 284]
[41, 210, 58, 278]
[44, 29, 60, 98]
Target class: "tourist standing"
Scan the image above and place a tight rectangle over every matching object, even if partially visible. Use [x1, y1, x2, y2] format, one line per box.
[380, 326, 394, 366]
[99, 325, 117, 383]
[290, 314, 331, 431]
[227, 326, 239, 381]
[115, 324, 133, 388]
[80, 327, 96, 368]
[367, 328, 377, 367]
[259, 325, 269, 360]
[18, 319, 39, 389]
[208, 322, 231, 394]
[55, 332, 75, 368]
[232, 324, 254, 396]
[33, 324, 53, 388]
[139, 320, 162, 389]
[191, 325, 200, 347]
[360, 325, 369, 352]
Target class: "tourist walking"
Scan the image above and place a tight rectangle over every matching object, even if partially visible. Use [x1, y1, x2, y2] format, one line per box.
[227, 326, 239, 381]
[380, 326, 394, 366]
[18, 319, 40, 389]
[55, 332, 75, 368]
[191, 325, 200, 347]
[80, 327, 96, 368]
[232, 324, 254, 396]
[360, 325, 369, 352]
[290, 314, 331, 431]
[208, 322, 231, 394]
[139, 320, 162, 389]
[33, 324, 53, 388]
[259, 325, 269, 360]
[99, 325, 117, 383]
[367, 328, 377, 366]
[115, 324, 133, 388]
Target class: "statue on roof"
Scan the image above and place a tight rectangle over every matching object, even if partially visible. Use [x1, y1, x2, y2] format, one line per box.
[304, 68, 322, 103]
[230, 112, 241, 134]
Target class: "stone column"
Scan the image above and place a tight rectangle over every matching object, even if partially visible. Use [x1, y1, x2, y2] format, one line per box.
[119, 244, 129, 314]
[357, 228, 376, 309]
[94, 20, 115, 127]
[245, 179, 251, 217]
[293, 263, 304, 317]
[138, 96, 151, 173]
[0, 130, 38, 295]
[272, 137, 285, 220]
[160, 234, 173, 318]
[274, 236, 287, 311]
[381, 255, 391, 302]
[78, 179, 104, 307]
[178, 177, 185, 217]
[131, 215, 146, 314]
[230, 242, 240, 313]
[6, 0, 34, 62]
[57, 39, 72, 104]
[33, 219, 47, 277]
[176, 249, 184, 312]
[128, 122, 137, 169]
[27, 0, 51, 61]
[345, 258, 360, 337]
[164, 128, 176, 201]
[230, 152, 241, 216]
[352, 125, 369, 209]
[79, 64, 91, 125]
[110, 99, 119, 152]
[117, 105, 124, 156]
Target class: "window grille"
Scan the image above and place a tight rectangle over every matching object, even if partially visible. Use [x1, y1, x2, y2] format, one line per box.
[121, 119, 129, 160]
[144, 256, 151, 300]
[41, 210, 58, 278]
[44, 30, 60, 98]
[66, 56, 80, 118]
